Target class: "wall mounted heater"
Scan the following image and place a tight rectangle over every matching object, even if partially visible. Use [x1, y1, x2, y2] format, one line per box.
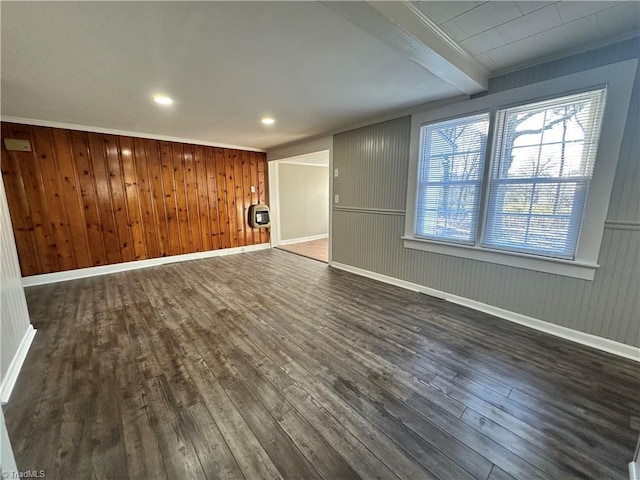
[248, 204, 270, 228]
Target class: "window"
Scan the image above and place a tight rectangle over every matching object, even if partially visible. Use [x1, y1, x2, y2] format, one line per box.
[404, 59, 637, 280]
[483, 90, 606, 259]
[416, 113, 489, 243]
[413, 90, 606, 259]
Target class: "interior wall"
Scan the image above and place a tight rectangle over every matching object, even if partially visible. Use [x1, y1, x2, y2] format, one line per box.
[278, 163, 329, 241]
[0, 170, 33, 384]
[0, 123, 269, 276]
[267, 136, 332, 162]
[331, 39, 640, 347]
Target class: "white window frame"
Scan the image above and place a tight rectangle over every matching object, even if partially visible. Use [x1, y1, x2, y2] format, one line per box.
[404, 59, 637, 281]
[415, 112, 490, 245]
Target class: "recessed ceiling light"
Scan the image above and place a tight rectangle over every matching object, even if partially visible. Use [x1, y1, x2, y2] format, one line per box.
[153, 95, 173, 105]
[261, 117, 275, 125]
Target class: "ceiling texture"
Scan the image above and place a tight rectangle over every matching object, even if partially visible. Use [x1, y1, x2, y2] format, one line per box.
[1, 1, 638, 151]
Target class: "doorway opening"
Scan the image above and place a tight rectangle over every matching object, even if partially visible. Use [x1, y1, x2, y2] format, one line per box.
[268, 151, 329, 263]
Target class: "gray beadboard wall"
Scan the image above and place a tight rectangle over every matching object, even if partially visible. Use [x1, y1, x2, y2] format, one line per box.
[332, 38, 640, 348]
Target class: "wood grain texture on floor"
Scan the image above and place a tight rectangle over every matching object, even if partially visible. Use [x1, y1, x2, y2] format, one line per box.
[4, 249, 639, 479]
[276, 238, 328, 263]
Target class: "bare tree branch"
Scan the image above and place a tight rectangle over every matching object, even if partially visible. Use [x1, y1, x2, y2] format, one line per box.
[511, 113, 576, 138]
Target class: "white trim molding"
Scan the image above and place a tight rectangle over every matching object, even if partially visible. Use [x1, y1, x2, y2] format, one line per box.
[279, 234, 328, 246]
[22, 244, 270, 287]
[1, 116, 264, 153]
[334, 206, 406, 216]
[631, 438, 640, 480]
[0, 325, 36, 404]
[330, 262, 640, 362]
[403, 237, 599, 281]
[604, 220, 640, 231]
[268, 161, 281, 246]
[277, 161, 328, 168]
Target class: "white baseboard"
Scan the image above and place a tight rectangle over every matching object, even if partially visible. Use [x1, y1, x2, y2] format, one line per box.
[330, 262, 640, 362]
[23, 244, 271, 287]
[1, 325, 36, 404]
[279, 234, 328, 246]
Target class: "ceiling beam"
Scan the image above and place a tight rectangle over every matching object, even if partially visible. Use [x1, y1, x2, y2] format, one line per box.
[322, 1, 489, 95]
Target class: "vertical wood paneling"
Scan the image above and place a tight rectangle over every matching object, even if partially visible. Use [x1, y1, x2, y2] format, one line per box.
[120, 136, 147, 261]
[332, 41, 640, 348]
[183, 145, 202, 253]
[88, 133, 122, 265]
[146, 139, 170, 257]
[132, 138, 159, 260]
[144, 140, 169, 257]
[105, 135, 135, 263]
[51, 129, 92, 269]
[171, 142, 191, 255]
[214, 148, 230, 250]
[193, 145, 212, 252]
[33, 127, 75, 271]
[224, 149, 239, 248]
[20, 136, 58, 273]
[0, 123, 269, 276]
[0, 132, 40, 276]
[241, 150, 254, 246]
[70, 131, 107, 267]
[203, 147, 221, 251]
[159, 141, 182, 257]
[233, 150, 246, 247]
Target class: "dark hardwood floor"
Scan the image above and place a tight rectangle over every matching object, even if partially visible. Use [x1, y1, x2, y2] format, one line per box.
[4, 249, 639, 479]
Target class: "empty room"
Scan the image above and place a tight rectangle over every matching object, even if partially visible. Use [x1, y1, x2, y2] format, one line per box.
[1, 2, 639, 479]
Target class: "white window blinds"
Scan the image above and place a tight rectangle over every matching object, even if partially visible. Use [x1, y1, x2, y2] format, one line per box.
[416, 113, 489, 243]
[482, 89, 606, 259]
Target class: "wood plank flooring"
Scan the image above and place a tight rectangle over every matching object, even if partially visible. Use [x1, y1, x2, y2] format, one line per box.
[276, 238, 328, 263]
[4, 249, 639, 479]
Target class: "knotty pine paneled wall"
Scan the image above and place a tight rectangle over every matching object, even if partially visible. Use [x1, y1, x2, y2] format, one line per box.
[0, 123, 269, 277]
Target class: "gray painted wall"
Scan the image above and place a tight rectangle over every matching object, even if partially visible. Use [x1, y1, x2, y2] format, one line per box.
[332, 38, 640, 347]
[279, 163, 329, 241]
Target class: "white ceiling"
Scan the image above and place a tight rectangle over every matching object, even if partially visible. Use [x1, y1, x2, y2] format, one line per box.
[0, 1, 460, 150]
[414, 1, 640, 71]
[1, 1, 638, 151]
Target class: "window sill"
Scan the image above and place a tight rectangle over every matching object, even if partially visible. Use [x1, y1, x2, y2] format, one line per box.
[402, 236, 598, 280]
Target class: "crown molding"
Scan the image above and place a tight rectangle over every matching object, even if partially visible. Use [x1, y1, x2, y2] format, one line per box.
[0, 116, 265, 152]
